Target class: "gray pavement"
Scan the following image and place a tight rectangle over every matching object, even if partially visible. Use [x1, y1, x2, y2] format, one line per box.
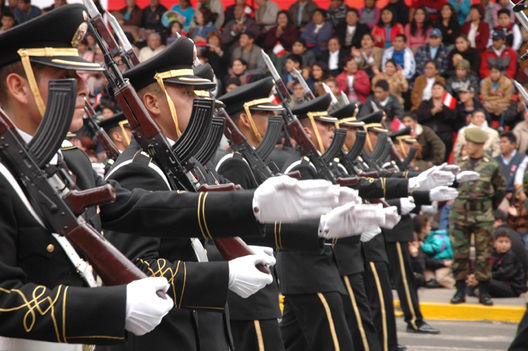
[397, 318, 518, 351]
[394, 288, 527, 306]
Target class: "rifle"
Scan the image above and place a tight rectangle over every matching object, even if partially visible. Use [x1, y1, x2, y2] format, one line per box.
[83, 3, 267, 272]
[340, 130, 367, 175]
[0, 79, 149, 287]
[83, 98, 121, 161]
[106, 10, 140, 66]
[514, 80, 528, 110]
[321, 82, 339, 110]
[194, 116, 226, 166]
[254, 115, 283, 166]
[322, 128, 347, 164]
[292, 67, 315, 100]
[261, 50, 338, 182]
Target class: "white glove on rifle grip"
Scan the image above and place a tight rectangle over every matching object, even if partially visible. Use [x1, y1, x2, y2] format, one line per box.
[456, 171, 480, 183]
[381, 206, 400, 229]
[228, 254, 276, 298]
[253, 175, 340, 223]
[360, 226, 382, 242]
[318, 203, 385, 239]
[408, 167, 455, 191]
[125, 277, 173, 336]
[429, 186, 459, 202]
[400, 196, 416, 215]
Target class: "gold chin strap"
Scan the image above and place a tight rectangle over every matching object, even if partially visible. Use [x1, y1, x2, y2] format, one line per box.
[243, 97, 274, 143]
[307, 111, 328, 153]
[18, 47, 81, 117]
[398, 138, 408, 158]
[119, 120, 131, 146]
[363, 126, 373, 152]
[154, 69, 195, 139]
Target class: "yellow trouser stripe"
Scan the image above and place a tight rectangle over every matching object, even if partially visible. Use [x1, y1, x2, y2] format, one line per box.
[343, 276, 370, 351]
[254, 320, 265, 351]
[317, 292, 340, 351]
[396, 241, 418, 330]
[370, 262, 387, 351]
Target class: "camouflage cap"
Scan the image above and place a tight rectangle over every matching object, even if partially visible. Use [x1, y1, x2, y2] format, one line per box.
[464, 127, 488, 143]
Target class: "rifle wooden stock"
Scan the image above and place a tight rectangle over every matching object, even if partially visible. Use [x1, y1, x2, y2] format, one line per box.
[336, 177, 359, 186]
[67, 184, 116, 216]
[0, 106, 152, 289]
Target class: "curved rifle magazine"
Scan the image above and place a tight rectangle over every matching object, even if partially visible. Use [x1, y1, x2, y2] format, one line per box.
[322, 128, 347, 164]
[29, 79, 77, 168]
[173, 98, 214, 163]
[195, 116, 225, 165]
[255, 115, 283, 161]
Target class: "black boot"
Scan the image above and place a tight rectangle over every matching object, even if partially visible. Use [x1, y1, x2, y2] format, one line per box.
[450, 280, 466, 304]
[478, 280, 494, 306]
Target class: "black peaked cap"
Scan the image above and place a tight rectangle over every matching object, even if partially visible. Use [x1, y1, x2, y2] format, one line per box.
[123, 37, 215, 91]
[0, 4, 103, 71]
[218, 77, 282, 115]
[389, 126, 412, 140]
[291, 94, 337, 123]
[98, 112, 129, 133]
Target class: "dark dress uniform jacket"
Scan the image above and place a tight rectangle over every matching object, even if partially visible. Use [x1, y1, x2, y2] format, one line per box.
[98, 140, 233, 351]
[0, 145, 128, 344]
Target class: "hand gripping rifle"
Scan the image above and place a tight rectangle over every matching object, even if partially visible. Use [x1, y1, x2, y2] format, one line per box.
[83, 4, 268, 273]
[261, 49, 339, 182]
[83, 98, 121, 161]
[0, 79, 150, 287]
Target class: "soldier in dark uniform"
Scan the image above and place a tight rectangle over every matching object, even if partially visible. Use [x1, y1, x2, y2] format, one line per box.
[0, 6, 343, 348]
[216, 79, 391, 351]
[450, 127, 506, 306]
[98, 113, 132, 153]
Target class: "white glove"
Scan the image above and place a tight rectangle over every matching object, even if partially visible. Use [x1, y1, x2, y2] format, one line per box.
[248, 245, 274, 257]
[456, 170, 480, 183]
[360, 226, 382, 242]
[381, 206, 401, 229]
[408, 167, 455, 191]
[253, 175, 339, 223]
[91, 162, 106, 178]
[318, 203, 385, 239]
[429, 186, 459, 202]
[400, 196, 416, 215]
[228, 254, 276, 298]
[438, 163, 461, 176]
[337, 186, 362, 206]
[125, 277, 174, 336]
[420, 201, 439, 215]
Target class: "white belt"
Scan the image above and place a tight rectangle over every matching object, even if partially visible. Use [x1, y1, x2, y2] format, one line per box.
[0, 337, 84, 351]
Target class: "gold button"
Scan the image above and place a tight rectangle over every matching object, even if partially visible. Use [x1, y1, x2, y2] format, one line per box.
[46, 244, 55, 253]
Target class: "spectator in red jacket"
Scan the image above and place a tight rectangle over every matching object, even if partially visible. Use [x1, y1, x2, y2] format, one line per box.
[480, 29, 517, 79]
[372, 7, 405, 49]
[461, 4, 490, 52]
[336, 55, 371, 103]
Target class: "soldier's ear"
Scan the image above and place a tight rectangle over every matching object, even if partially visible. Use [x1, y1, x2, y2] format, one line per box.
[5, 72, 32, 106]
[238, 112, 251, 129]
[142, 92, 161, 116]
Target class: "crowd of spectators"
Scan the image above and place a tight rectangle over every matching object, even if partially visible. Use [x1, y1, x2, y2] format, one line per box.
[3, 0, 528, 298]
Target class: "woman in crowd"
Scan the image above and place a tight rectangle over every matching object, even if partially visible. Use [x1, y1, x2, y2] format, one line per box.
[461, 4, 490, 52]
[189, 7, 217, 42]
[336, 56, 371, 104]
[449, 0, 471, 26]
[351, 33, 383, 78]
[170, 0, 194, 32]
[415, 81, 457, 161]
[166, 21, 184, 45]
[359, 0, 380, 29]
[446, 34, 481, 77]
[372, 7, 404, 49]
[300, 8, 333, 54]
[264, 10, 298, 52]
[309, 61, 330, 96]
[119, 0, 142, 27]
[411, 60, 446, 110]
[226, 58, 250, 86]
[405, 6, 433, 53]
[372, 58, 408, 106]
[453, 108, 501, 161]
[436, 3, 460, 49]
[201, 31, 229, 87]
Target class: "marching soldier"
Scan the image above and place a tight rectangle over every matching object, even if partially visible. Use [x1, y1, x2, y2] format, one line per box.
[449, 127, 506, 306]
[0, 5, 342, 348]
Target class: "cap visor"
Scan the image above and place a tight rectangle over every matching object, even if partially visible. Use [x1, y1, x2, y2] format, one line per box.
[31, 56, 104, 71]
[165, 76, 216, 89]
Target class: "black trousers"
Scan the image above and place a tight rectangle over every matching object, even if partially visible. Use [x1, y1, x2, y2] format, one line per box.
[386, 241, 424, 330]
[489, 279, 519, 298]
[364, 261, 398, 351]
[509, 305, 528, 351]
[342, 273, 381, 351]
[230, 319, 285, 351]
[280, 292, 355, 351]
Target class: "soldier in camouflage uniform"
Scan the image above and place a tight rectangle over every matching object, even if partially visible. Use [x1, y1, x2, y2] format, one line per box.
[449, 127, 506, 306]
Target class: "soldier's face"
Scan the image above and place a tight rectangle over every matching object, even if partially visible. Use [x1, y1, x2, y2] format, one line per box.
[163, 83, 197, 140]
[465, 140, 484, 157]
[314, 120, 334, 151]
[36, 66, 89, 133]
[251, 110, 277, 141]
[344, 126, 358, 149]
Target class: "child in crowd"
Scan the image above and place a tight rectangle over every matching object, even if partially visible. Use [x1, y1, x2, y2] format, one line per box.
[489, 232, 526, 297]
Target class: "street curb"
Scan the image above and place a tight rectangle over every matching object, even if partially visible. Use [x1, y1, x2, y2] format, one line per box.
[394, 300, 525, 323]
